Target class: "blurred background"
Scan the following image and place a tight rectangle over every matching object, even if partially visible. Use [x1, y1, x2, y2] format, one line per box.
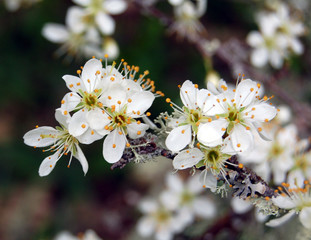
[1, 0, 311, 239]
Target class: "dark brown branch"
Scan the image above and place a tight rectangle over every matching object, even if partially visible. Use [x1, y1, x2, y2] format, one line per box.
[111, 133, 277, 198]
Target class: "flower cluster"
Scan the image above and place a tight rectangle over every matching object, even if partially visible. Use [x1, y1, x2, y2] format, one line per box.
[24, 56, 161, 176]
[42, 0, 127, 60]
[163, 78, 277, 190]
[3, 0, 40, 12]
[247, 1, 305, 69]
[136, 173, 215, 240]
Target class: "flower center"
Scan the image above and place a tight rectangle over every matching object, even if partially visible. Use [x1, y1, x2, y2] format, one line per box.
[295, 156, 308, 171]
[180, 191, 194, 205]
[80, 89, 102, 110]
[154, 209, 170, 223]
[185, 108, 203, 132]
[206, 149, 220, 164]
[228, 110, 238, 122]
[269, 143, 284, 158]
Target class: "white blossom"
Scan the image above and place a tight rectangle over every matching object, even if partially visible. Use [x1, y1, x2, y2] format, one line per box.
[136, 198, 186, 240]
[266, 181, 311, 229]
[198, 78, 277, 153]
[160, 173, 216, 225]
[23, 109, 88, 176]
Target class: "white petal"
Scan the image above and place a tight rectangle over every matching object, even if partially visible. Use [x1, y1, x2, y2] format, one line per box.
[68, 110, 89, 137]
[39, 151, 61, 177]
[173, 148, 204, 170]
[102, 85, 127, 110]
[197, 120, 227, 147]
[103, 37, 119, 60]
[66, 6, 87, 33]
[230, 123, 254, 153]
[166, 174, 183, 192]
[76, 128, 103, 144]
[86, 108, 111, 131]
[103, 129, 126, 163]
[24, 127, 57, 147]
[291, 38, 304, 55]
[202, 93, 226, 116]
[127, 122, 149, 139]
[269, 50, 284, 69]
[266, 210, 296, 227]
[165, 125, 192, 152]
[250, 48, 269, 68]
[234, 79, 259, 108]
[104, 0, 127, 14]
[299, 207, 311, 229]
[95, 12, 115, 35]
[138, 198, 158, 213]
[136, 216, 155, 237]
[288, 170, 305, 188]
[246, 31, 264, 46]
[55, 108, 70, 128]
[245, 103, 277, 122]
[199, 169, 217, 192]
[42, 23, 69, 43]
[60, 92, 81, 113]
[193, 197, 216, 218]
[231, 197, 252, 214]
[272, 195, 296, 209]
[73, 144, 88, 175]
[81, 58, 103, 92]
[127, 91, 155, 118]
[63, 74, 86, 92]
[180, 80, 197, 109]
[186, 173, 203, 194]
[159, 190, 180, 211]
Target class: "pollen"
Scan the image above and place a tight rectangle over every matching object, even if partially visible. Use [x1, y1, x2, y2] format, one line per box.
[108, 96, 112, 100]
[91, 130, 94, 135]
[221, 128, 226, 131]
[137, 131, 141, 135]
[77, 82, 81, 86]
[166, 98, 171, 103]
[194, 84, 198, 88]
[110, 77, 115, 81]
[181, 130, 185, 134]
[81, 124, 86, 128]
[87, 79, 90, 83]
[69, 84, 74, 88]
[50, 165, 52, 168]
[237, 143, 241, 147]
[126, 143, 130, 147]
[258, 127, 262, 132]
[146, 112, 151, 116]
[61, 100, 65, 104]
[127, 98, 132, 103]
[36, 125, 39, 128]
[104, 54, 108, 58]
[264, 118, 269, 122]
[117, 100, 121, 104]
[112, 144, 116, 148]
[77, 70, 81, 75]
[238, 163, 243, 168]
[181, 165, 184, 168]
[64, 111, 68, 115]
[137, 120, 141, 124]
[250, 88, 254, 92]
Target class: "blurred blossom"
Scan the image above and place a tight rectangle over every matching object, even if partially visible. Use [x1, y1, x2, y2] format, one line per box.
[267, 181, 311, 229]
[160, 173, 216, 225]
[247, 2, 305, 69]
[288, 138, 311, 187]
[136, 198, 186, 240]
[136, 172, 216, 240]
[3, 0, 40, 11]
[54, 230, 102, 240]
[169, 0, 207, 41]
[239, 124, 298, 184]
[274, 105, 292, 125]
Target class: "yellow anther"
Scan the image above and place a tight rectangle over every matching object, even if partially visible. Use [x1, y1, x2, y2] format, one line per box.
[77, 70, 81, 75]
[258, 127, 262, 132]
[238, 163, 243, 168]
[146, 112, 151, 116]
[108, 96, 112, 100]
[81, 124, 86, 128]
[91, 130, 94, 135]
[166, 98, 171, 103]
[112, 144, 116, 148]
[237, 143, 241, 147]
[194, 84, 198, 88]
[104, 54, 108, 58]
[137, 131, 141, 135]
[64, 111, 68, 115]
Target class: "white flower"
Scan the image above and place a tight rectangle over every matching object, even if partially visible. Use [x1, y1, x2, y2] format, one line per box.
[169, 0, 207, 41]
[266, 181, 311, 229]
[137, 197, 188, 240]
[101, 82, 155, 163]
[198, 79, 277, 153]
[23, 109, 88, 176]
[160, 173, 216, 225]
[73, 0, 128, 35]
[60, 58, 109, 144]
[239, 124, 297, 184]
[42, 7, 106, 59]
[247, 3, 305, 69]
[165, 80, 221, 152]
